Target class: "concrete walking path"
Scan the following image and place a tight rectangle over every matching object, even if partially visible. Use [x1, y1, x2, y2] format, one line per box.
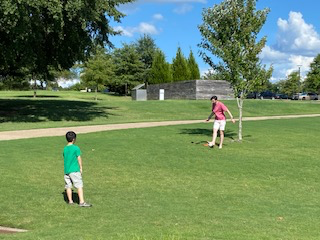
[1, 114, 320, 141]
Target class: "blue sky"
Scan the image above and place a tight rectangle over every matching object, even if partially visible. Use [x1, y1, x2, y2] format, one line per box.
[109, 0, 320, 82]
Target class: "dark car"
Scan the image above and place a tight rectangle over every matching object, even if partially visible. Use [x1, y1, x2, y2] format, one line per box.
[275, 93, 289, 99]
[259, 91, 276, 99]
[246, 92, 260, 99]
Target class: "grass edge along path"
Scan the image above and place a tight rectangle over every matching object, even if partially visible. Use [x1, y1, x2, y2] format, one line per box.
[1, 113, 320, 141]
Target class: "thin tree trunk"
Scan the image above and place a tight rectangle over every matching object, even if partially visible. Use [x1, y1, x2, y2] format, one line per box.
[95, 86, 98, 101]
[236, 97, 243, 141]
[33, 73, 37, 98]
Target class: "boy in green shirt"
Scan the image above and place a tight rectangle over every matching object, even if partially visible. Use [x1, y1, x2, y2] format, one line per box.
[63, 131, 92, 207]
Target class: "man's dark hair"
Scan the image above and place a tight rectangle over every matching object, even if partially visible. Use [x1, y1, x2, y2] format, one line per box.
[210, 96, 218, 100]
[66, 131, 76, 142]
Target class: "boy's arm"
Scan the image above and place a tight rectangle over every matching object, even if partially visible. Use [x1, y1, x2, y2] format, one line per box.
[78, 156, 83, 174]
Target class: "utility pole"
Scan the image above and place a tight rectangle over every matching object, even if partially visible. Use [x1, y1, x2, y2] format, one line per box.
[297, 65, 302, 92]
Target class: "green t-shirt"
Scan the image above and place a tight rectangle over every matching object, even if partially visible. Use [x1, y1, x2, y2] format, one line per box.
[63, 144, 81, 174]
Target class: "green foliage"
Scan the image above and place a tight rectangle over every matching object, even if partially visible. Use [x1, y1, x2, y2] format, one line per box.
[198, 0, 272, 97]
[172, 47, 190, 82]
[282, 71, 301, 96]
[111, 44, 145, 94]
[202, 69, 224, 80]
[149, 49, 172, 84]
[134, 34, 158, 83]
[81, 48, 114, 92]
[0, 75, 30, 90]
[187, 50, 200, 80]
[304, 54, 320, 93]
[0, 0, 133, 84]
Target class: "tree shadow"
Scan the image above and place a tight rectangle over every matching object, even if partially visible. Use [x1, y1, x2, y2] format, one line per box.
[62, 190, 79, 204]
[0, 99, 118, 123]
[180, 128, 238, 140]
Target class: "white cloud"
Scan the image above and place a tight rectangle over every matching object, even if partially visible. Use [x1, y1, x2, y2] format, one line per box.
[113, 26, 134, 37]
[173, 3, 193, 14]
[276, 11, 320, 56]
[260, 46, 288, 63]
[260, 11, 320, 82]
[153, 13, 164, 20]
[114, 22, 159, 37]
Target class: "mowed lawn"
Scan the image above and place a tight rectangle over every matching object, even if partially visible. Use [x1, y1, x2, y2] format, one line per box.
[1, 90, 320, 131]
[0, 117, 320, 239]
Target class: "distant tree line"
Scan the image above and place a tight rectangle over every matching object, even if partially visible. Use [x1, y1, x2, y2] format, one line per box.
[76, 34, 200, 95]
[203, 54, 320, 96]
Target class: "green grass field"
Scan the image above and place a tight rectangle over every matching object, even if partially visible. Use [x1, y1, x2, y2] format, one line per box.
[1, 116, 320, 239]
[1, 90, 320, 131]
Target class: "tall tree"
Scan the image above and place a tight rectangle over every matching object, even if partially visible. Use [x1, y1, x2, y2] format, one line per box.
[304, 54, 320, 93]
[81, 48, 114, 100]
[172, 47, 190, 82]
[112, 44, 145, 95]
[187, 50, 201, 80]
[198, 0, 272, 140]
[134, 34, 158, 84]
[149, 49, 172, 84]
[0, 0, 133, 89]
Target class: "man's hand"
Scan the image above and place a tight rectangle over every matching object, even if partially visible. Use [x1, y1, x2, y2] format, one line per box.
[231, 118, 236, 124]
[205, 119, 210, 122]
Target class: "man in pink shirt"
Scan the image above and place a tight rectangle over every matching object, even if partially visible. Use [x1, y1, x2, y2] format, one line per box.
[206, 96, 236, 149]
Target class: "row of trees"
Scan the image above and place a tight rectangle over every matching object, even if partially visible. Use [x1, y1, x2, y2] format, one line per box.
[79, 35, 200, 96]
[276, 54, 320, 95]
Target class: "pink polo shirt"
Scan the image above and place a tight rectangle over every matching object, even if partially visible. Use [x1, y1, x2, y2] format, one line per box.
[212, 101, 228, 120]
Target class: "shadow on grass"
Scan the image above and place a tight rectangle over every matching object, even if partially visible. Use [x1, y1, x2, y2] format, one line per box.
[0, 99, 117, 123]
[180, 128, 237, 140]
[62, 191, 79, 204]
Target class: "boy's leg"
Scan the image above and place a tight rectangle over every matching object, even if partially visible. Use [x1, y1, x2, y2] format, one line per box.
[77, 187, 85, 204]
[66, 188, 73, 203]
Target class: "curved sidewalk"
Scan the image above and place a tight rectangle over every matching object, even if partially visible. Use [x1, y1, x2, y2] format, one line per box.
[1, 114, 320, 141]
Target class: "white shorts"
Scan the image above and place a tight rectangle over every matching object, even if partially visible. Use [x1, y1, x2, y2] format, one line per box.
[213, 120, 226, 131]
[64, 172, 83, 189]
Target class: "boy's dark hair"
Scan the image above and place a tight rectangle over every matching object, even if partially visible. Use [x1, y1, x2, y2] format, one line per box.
[66, 131, 76, 142]
[210, 96, 218, 100]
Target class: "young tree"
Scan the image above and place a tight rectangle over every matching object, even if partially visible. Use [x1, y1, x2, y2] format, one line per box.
[282, 72, 300, 96]
[304, 54, 320, 93]
[149, 50, 172, 84]
[172, 47, 190, 82]
[187, 50, 201, 80]
[198, 0, 272, 140]
[81, 48, 114, 100]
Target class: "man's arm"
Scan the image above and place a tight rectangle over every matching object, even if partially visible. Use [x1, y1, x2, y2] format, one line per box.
[206, 112, 215, 122]
[226, 109, 236, 123]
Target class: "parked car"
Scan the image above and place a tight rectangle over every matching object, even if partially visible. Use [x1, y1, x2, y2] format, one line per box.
[246, 92, 260, 99]
[259, 91, 276, 99]
[307, 92, 319, 100]
[292, 92, 319, 100]
[291, 93, 301, 100]
[275, 93, 289, 99]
